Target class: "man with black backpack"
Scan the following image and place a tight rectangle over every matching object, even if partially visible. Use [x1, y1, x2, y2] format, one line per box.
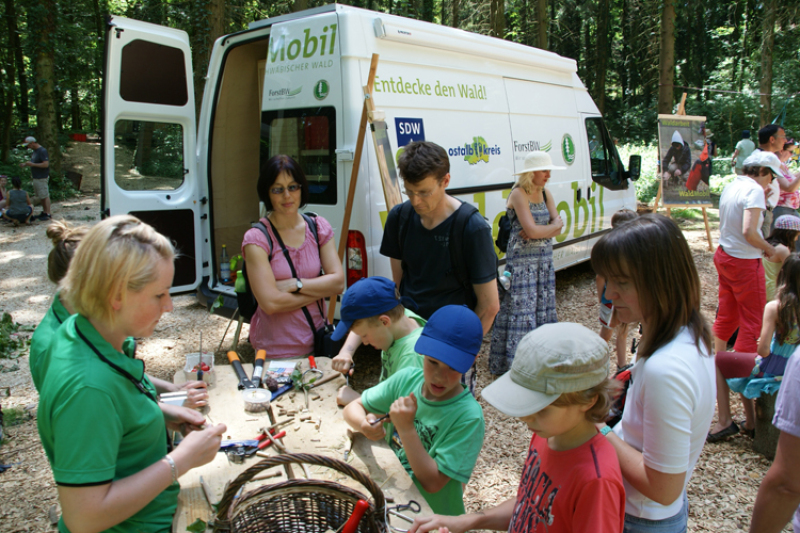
[332, 141, 498, 394]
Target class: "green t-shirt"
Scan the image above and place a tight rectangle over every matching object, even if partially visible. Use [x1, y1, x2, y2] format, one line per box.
[361, 367, 485, 515]
[37, 314, 177, 533]
[30, 293, 70, 392]
[379, 309, 426, 382]
[30, 293, 137, 393]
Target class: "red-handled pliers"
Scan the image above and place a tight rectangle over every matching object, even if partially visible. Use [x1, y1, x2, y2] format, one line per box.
[256, 429, 287, 450]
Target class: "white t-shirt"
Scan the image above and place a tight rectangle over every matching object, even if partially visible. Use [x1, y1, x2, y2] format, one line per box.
[613, 327, 716, 520]
[718, 175, 766, 259]
[734, 139, 756, 169]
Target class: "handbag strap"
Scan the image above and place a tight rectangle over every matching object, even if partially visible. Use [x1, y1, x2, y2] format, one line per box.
[264, 217, 327, 336]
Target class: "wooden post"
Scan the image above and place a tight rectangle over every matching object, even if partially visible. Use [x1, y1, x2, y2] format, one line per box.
[327, 54, 380, 323]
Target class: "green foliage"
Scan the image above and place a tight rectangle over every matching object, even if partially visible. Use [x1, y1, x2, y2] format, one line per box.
[0, 312, 31, 361]
[1, 407, 30, 427]
[186, 518, 207, 533]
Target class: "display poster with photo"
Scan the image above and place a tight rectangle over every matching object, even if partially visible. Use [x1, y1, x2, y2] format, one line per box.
[657, 114, 712, 206]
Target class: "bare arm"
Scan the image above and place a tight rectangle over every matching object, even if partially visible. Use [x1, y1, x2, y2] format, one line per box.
[473, 279, 499, 335]
[749, 431, 800, 533]
[23, 160, 49, 169]
[332, 331, 363, 374]
[245, 244, 337, 315]
[509, 188, 562, 240]
[391, 393, 450, 493]
[149, 376, 208, 408]
[26, 193, 32, 206]
[731, 149, 740, 166]
[343, 398, 387, 441]
[390, 258, 403, 286]
[776, 174, 800, 193]
[757, 301, 779, 359]
[743, 208, 776, 258]
[408, 498, 517, 533]
[597, 424, 686, 506]
[57, 424, 226, 533]
[291, 237, 345, 299]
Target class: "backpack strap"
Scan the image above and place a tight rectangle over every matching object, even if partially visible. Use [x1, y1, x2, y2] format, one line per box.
[397, 202, 416, 278]
[251, 221, 273, 256]
[301, 212, 323, 275]
[448, 201, 480, 306]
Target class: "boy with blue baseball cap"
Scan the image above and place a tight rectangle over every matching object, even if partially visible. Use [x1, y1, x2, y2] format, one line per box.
[343, 305, 485, 516]
[331, 277, 426, 404]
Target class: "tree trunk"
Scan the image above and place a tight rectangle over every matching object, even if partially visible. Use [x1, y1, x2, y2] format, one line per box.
[657, 0, 675, 114]
[594, 0, 611, 113]
[0, 48, 12, 163]
[759, 0, 776, 126]
[31, 0, 61, 180]
[729, 0, 743, 90]
[450, 0, 460, 28]
[5, 0, 29, 128]
[71, 86, 81, 131]
[193, 0, 227, 121]
[422, 0, 434, 21]
[536, 0, 547, 49]
[490, 0, 504, 38]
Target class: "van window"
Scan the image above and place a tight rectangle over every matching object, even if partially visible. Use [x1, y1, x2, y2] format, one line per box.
[120, 40, 188, 106]
[261, 107, 337, 205]
[585, 117, 625, 190]
[113, 119, 185, 191]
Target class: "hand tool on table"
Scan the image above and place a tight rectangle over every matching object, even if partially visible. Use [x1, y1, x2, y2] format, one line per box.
[340, 499, 370, 533]
[384, 500, 421, 532]
[302, 356, 324, 409]
[343, 429, 355, 462]
[251, 349, 267, 388]
[197, 333, 204, 382]
[227, 351, 255, 389]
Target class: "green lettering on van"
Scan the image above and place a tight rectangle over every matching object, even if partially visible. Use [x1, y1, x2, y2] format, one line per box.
[269, 24, 337, 64]
[572, 181, 589, 239]
[555, 200, 571, 244]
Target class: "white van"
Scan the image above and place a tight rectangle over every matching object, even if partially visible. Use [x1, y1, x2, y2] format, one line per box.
[102, 4, 639, 311]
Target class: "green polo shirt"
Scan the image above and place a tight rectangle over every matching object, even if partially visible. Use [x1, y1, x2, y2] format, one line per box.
[30, 293, 71, 392]
[378, 309, 426, 382]
[30, 293, 136, 393]
[37, 314, 177, 533]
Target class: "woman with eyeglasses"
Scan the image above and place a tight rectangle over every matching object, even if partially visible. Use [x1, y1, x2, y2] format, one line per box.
[242, 154, 344, 358]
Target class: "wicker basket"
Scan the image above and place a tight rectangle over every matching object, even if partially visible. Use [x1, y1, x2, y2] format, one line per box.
[215, 453, 387, 533]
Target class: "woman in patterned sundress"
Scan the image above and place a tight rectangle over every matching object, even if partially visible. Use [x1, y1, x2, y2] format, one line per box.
[490, 151, 565, 375]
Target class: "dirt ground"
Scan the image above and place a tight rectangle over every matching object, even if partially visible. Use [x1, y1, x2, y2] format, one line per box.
[0, 142, 789, 532]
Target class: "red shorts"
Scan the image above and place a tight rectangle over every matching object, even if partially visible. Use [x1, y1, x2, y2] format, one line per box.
[713, 247, 765, 352]
[716, 351, 757, 379]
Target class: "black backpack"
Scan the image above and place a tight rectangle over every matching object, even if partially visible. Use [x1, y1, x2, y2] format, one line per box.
[396, 200, 482, 310]
[236, 213, 320, 322]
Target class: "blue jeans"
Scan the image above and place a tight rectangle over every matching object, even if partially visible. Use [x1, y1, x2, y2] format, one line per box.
[623, 493, 688, 533]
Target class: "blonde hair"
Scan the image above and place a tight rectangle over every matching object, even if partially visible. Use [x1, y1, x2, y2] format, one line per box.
[514, 172, 535, 195]
[61, 215, 175, 323]
[550, 377, 620, 423]
[46, 220, 89, 284]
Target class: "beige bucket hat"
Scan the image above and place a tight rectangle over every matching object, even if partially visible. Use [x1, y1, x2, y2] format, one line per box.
[513, 151, 565, 175]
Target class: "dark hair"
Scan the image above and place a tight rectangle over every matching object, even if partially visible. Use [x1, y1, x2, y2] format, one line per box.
[397, 141, 449, 184]
[256, 155, 309, 211]
[759, 124, 783, 146]
[591, 214, 712, 360]
[775, 254, 800, 344]
[611, 209, 638, 228]
[742, 165, 773, 179]
[46, 220, 88, 283]
[767, 229, 799, 252]
[11, 176, 22, 188]
[742, 130, 751, 139]
[550, 377, 620, 423]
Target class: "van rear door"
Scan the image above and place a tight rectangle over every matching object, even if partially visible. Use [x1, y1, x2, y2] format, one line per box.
[102, 17, 202, 293]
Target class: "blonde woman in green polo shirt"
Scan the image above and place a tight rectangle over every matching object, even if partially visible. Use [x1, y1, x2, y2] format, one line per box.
[37, 215, 226, 533]
[30, 220, 210, 409]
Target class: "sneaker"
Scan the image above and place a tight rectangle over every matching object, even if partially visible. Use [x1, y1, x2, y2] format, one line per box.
[37, 213, 52, 221]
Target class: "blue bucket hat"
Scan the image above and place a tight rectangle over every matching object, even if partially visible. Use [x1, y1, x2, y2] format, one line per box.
[414, 305, 483, 373]
[331, 277, 416, 341]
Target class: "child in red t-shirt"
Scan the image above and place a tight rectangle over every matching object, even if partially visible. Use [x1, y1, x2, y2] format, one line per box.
[407, 323, 625, 533]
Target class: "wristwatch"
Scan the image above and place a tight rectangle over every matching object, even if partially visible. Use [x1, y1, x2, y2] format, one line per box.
[293, 279, 303, 293]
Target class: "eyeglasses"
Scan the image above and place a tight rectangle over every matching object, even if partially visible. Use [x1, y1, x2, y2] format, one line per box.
[403, 189, 435, 199]
[270, 184, 302, 195]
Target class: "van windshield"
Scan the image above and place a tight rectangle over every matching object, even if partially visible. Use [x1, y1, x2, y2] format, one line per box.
[260, 107, 337, 205]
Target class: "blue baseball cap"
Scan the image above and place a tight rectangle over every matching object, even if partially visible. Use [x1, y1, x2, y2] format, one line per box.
[331, 277, 412, 341]
[414, 305, 483, 373]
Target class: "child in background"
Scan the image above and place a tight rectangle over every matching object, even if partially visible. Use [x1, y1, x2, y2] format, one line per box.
[331, 276, 426, 405]
[597, 208, 638, 367]
[1, 176, 33, 226]
[408, 323, 625, 533]
[344, 305, 485, 516]
[763, 214, 800, 302]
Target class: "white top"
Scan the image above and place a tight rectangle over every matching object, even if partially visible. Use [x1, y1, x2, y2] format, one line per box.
[767, 179, 780, 209]
[613, 327, 715, 520]
[734, 139, 756, 169]
[718, 175, 766, 259]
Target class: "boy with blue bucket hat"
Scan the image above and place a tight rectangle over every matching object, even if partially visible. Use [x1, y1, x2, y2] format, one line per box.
[407, 323, 625, 533]
[330, 277, 426, 405]
[344, 305, 485, 516]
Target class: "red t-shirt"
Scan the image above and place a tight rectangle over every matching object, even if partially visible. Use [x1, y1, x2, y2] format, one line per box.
[508, 432, 626, 533]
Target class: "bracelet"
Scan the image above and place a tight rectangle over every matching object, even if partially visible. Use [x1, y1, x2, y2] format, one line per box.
[600, 425, 613, 437]
[163, 454, 179, 485]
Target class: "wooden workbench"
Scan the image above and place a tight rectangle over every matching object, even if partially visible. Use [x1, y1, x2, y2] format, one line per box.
[172, 357, 432, 531]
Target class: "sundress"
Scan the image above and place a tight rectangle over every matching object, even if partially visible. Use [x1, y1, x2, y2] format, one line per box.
[728, 322, 800, 399]
[489, 199, 557, 375]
